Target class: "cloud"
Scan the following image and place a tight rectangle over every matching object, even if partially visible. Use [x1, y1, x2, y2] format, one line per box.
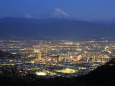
[25, 14, 33, 18]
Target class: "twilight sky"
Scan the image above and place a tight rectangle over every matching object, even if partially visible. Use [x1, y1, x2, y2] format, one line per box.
[0, 0, 115, 20]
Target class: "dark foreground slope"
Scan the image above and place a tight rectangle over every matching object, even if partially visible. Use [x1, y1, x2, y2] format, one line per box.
[77, 58, 115, 86]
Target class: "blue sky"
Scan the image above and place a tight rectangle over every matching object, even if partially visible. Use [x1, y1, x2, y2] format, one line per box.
[0, 0, 115, 20]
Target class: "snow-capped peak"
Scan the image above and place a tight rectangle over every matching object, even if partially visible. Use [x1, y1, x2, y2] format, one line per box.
[50, 8, 70, 18]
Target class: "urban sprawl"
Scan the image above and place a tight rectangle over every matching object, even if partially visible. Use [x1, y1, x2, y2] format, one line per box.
[0, 40, 115, 78]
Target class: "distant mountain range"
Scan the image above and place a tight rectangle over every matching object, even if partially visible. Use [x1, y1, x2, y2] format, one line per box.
[0, 17, 115, 40]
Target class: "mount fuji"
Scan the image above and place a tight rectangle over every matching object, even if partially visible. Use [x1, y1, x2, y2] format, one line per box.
[0, 8, 115, 40]
[42, 8, 71, 19]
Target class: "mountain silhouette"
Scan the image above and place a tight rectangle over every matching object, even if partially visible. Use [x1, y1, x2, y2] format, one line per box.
[0, 17, 115, 40]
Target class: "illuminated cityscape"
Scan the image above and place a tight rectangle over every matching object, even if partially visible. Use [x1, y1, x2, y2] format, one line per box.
[0, 39, 114, 78]
[0, 0, 115, 86]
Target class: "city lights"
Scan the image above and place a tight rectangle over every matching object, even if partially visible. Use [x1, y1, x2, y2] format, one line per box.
[36, 72, 47, 76]
[56, 68, 76, 73]
[0, 39, 114, 78]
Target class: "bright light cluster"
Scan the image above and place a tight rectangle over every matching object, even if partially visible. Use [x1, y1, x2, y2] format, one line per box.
[36, 72, 47, 76]
[56, 68, 76, 73]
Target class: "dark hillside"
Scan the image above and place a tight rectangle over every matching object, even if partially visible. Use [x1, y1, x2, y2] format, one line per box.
[0, 18, 115, 40]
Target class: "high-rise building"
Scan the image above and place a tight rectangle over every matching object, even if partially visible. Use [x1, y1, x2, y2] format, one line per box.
[38, 51, 41, 60]
[58, 55, 62, 62]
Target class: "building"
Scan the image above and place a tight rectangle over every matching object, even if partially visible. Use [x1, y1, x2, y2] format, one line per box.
[38, 51, 41, 60]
